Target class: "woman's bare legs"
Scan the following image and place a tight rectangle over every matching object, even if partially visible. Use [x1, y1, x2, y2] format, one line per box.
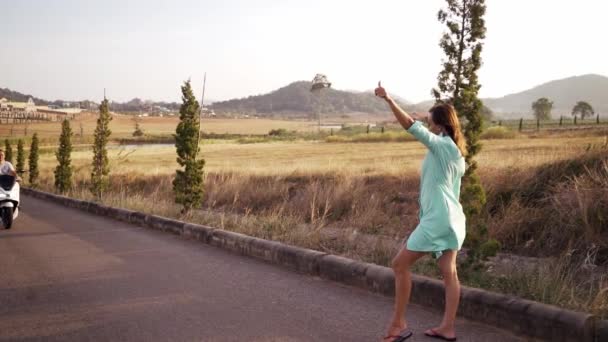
[383, 249, 425, 341]
[425, 250, 460, 339]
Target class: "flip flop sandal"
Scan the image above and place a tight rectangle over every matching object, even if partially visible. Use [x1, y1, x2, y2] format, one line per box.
[383, 328, 413, 342]
[424, 328, 457, 341]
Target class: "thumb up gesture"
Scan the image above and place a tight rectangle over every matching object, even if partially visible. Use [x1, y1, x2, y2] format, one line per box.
[374, 81, 390, 101]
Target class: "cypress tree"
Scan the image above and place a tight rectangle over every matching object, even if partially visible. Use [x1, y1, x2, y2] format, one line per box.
[54, 119, 73, 193]
[28, 133, 39, 186]
[16, 139, 25, 174]
[133, 118, 144, 137]
[90, 98, 112, 200]
[4, 140, 13, 163]
[173, 80, 205, 213]
[433, 0, 499, 264]
[432, 0, 487, 216]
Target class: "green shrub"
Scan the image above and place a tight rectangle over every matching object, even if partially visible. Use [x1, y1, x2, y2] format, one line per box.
[480, 126, 517, 140]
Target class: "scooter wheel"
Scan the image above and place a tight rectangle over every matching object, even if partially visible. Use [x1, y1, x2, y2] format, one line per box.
[1, 207, 13, 229]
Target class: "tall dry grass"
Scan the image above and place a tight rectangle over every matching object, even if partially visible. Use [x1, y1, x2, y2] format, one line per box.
[486, 149, 608, 261]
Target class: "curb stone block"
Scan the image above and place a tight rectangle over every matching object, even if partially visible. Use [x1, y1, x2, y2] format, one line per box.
[596, 319, 608, 342]
[182, 223, 215, 243]
[501, 297, 532, 334]
[129, 211, 148, 226]
[459, 287, 507, 325]
[87, 202, 109, 216]
[162, 218, 185, 234]
[248, 238, 278, 262]
[271, 243, 325, 275]
[74, 199, 89, 211]
[61, 196, 74, 207]
[523, 301, 594, 342]
[106, 207, 134, 222]
[145, 215, 184, 234]
[43, 192, 57, 201]
[364, 264, 394, 296]
[410, 275, 445, 309]
[210, 230, 253, 255]
[524, 302, 560, 340]
[145, 215, 170, 232]
[468, 288, 532, 333]
[319, 255, 369, 288]
[554, 309, 594, 342]
[67, 198, 80, 209]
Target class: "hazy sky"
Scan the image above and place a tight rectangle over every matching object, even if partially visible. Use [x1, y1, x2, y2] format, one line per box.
[2, 0, 606, 103]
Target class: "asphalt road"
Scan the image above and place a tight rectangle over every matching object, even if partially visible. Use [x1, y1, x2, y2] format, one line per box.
[0, 195, 523, 342]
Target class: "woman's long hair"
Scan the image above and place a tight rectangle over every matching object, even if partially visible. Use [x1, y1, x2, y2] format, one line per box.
[430, 104, 468, 157]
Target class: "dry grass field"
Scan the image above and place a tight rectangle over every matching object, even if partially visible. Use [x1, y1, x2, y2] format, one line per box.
[35, 135, 606, 176]
[1, 113, 318, 139]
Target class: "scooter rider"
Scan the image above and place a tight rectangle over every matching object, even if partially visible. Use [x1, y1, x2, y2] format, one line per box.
[0, 149, 18, 179]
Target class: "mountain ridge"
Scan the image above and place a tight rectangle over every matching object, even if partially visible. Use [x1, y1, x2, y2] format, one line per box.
[481, 74, 608, 118]
[3, 74, 607, 118]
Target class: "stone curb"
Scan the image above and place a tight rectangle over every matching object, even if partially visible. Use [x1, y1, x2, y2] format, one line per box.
[596, 319, 608, 342]
[21, 188, 606, 342]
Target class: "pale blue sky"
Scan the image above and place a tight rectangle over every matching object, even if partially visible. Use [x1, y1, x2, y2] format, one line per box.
[2, 0, 606, 103]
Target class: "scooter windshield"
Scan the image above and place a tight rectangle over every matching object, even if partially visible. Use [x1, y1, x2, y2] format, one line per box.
[0, 175, 16, 191]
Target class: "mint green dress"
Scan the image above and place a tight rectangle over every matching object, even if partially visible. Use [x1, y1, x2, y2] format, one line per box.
[405, 121, 466, 258]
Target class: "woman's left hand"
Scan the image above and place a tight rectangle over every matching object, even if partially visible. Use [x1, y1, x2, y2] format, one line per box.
[411, 112, 428, 123]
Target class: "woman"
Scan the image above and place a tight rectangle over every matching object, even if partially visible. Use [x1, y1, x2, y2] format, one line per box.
[375, 82, 467, 342]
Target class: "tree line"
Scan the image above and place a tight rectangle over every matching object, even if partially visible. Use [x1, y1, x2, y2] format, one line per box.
[532, 98, 598, 121]
[13, 82, 204, 214]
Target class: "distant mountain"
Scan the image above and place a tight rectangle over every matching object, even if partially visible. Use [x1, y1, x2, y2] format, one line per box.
[483, 74, 608, 118]
[211, 81, 413, 118]
[412, 74, 608, 119]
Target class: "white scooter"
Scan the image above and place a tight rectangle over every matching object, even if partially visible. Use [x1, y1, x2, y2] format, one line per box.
[0, 175, 20, 229]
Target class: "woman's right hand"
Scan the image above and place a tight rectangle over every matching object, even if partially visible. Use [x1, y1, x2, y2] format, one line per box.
[374, 81, 391, 101]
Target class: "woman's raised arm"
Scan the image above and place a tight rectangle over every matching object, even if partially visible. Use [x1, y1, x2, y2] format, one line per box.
[374, 81, 415, 130]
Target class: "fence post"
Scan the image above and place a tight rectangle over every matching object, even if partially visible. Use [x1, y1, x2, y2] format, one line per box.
[519, 118, 523, 132]
[597, 114, 600, 125]
[366, 124, 370, 134]
[559, 116, 563, 126]
[574, 116, 577, 125]
[381, 126, 385, 134]
[536, 119, 540, 131]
